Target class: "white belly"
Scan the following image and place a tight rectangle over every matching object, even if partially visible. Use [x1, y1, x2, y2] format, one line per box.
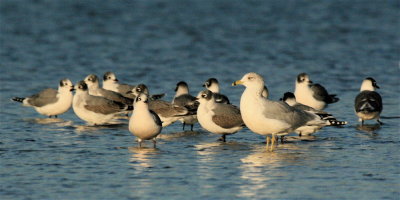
[129, 110, 161, 140]
[295, 85, 325, 110]
[34, 93, 73, 116]
[72, 95, 114, 125]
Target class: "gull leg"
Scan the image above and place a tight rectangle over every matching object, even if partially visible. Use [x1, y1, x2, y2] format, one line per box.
[218, 134, 226, 142]
[270, 135, 276, 152]
[55, 115, 58, 118]
[377, 119, 383, 125]
[190, 124, 194, 131]
[280, 136, 285, 144]
[182, 122, 186, 130]
[138, 139, 142, 148]
[152, 139, 157, 148]
[266, 136, 270, 151]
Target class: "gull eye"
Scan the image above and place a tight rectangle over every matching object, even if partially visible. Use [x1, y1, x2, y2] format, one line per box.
[248, 76, 254, 80]
[201, 94, 207, 98]
[138, 97, 142, 101]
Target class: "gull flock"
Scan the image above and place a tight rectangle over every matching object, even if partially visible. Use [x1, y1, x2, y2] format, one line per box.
[12, 72, 383, 151]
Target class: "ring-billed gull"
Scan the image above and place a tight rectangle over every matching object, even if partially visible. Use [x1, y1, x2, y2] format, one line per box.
[233, 72, 335, 151]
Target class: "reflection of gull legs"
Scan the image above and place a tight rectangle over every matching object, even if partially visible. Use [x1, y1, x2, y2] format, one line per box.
[266, 136, 270, 151]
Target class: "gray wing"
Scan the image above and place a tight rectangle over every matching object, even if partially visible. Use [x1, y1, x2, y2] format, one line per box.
[98, 88, 133, 105]
[150, 110, 163, 126]
[211, 104, 244, 129]
[262, 100, 315, 127]
[27, 88, 58, 107]
[116, 84, 136, 98]
[354, 91, 382, 112]
[149, 100, 188, 117]
[311, 84, 339, 103]
[292, 103, 328, 114]
[173, 94, 199, 111]
[213, 93, 230, 104]
[84, 95, 127, 114]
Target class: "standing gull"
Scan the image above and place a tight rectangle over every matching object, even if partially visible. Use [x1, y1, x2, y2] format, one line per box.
[281, 92, 347, 136]
[233, 72, 335, 151]
[354, 77, 383, 125]
[129, 93, 162, 148]
[72, 81, 132, 125]
[172, 81, 199, 131]
[84, 74, 133, 105]
[203, 78, 230, 104]
[196, 90, 244, 142]
[294, 73, 339, 110]
[12, 79, 74, 118]
[103, 71, 136, 98]
[129, 84, 190, 127]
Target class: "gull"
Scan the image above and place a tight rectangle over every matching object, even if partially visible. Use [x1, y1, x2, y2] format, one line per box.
[294, 73, 339, 110]
[196, 90, 244, 142]
[84, 74, 133, 105]
[203, 78, 230, 104]
[129, 84, 191, 127]
[172, 81, 199, 131]
[103, 71, 165, 100]
[12, 79, 74, 118]
[233, 72, 336, 151]
[354, 77, 383, 125]
[129, 93, 162, 147]
[281, 92, 347, 136]
[103, 71, 136, 98]
[72, 81, 132, 125]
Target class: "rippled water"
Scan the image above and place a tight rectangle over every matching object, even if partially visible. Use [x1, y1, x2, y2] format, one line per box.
[1, 0, 399, 199]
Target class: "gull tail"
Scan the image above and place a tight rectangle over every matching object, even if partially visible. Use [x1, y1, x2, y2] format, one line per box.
[328, 94, 339, 104]
[12, 97, 25, 103]
[316, 113, 347, 126]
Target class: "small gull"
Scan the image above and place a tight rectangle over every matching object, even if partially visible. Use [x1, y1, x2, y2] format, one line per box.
[129, 93, 162, 148]
[281, 92, 347, 136]
[203, 78, 230, 104]
[196, 90, 244, 142]
[294, 73, 339, 110]
[233, 72, 335, 151]
[103, 71, 136, 98]
[12, 79, 74, 118]
[84, 74, 133, 105]
[129, 84, 191, 127]
[103, 71, 165, 100]
[354, 77, 383, 125]
[72, 81, 132, 125]
[172, 81, 199, 131]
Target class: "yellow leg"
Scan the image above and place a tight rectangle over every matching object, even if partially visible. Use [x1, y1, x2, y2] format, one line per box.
[270, 135, 276, 152]
[266, 136, 270, 151]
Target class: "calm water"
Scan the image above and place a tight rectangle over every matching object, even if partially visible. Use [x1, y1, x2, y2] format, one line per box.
[1, 0, 400, 199]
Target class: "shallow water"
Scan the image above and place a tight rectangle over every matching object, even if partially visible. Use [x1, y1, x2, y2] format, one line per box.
[1, 0, 400, 199]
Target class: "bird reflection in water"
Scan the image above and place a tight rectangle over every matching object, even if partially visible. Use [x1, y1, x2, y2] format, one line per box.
[238, 144, 304, 198]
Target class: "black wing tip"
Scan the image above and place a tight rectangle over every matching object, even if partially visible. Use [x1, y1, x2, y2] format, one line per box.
[12, 97, 25, 103]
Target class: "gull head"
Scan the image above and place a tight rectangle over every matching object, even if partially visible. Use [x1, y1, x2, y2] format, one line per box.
[134, 92, 149, 106]
[84, 74, 99, 87]
[75, 81, 88, 92]
[103, 72, 118, 82]
[59, 78, 74, 91]
[203, 78, 219, 93]
[175, 81, 189, 93]
[196, 90, 213, 104]
[296, 73, 312, 84]
[360, 77, 379, 91]
[128, 84, 149, 96]
[280, 92, 297, 106]
[232, 72, 265, 90]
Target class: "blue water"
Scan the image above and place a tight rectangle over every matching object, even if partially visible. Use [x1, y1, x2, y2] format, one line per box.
[1, 0, 400, 199]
